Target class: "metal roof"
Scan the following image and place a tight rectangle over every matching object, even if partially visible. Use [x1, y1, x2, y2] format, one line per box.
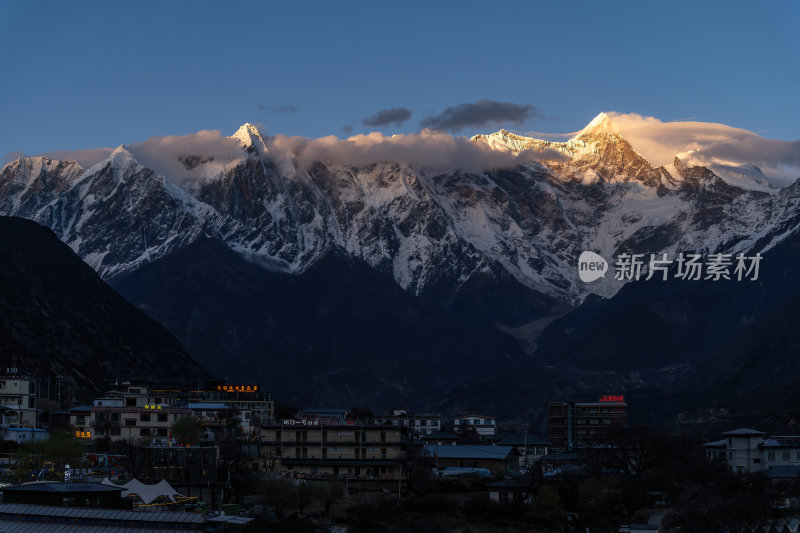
[762, 466, 800, 479]
[420, 432, 460, 440]
[4, 482, 123, 493]
[426, 445, 515, 460]
[0, 503, 206, 524]
[759, 437, 800, 449]
[722, 427, 765, 436]
[208, 515, 255, 524]
[67, 405, 94, 412]
[703, 439, 727, 448]
[493, 433, 550, 447]
[187, 402, 229, 409]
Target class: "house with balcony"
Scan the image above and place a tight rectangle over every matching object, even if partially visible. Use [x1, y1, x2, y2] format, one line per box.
[703, 428, 800, 476]
[86, 386, 192, 443]
[261, 413, 408, 479]
[0, 370, 38, 429]
[452, 414, 497, 437]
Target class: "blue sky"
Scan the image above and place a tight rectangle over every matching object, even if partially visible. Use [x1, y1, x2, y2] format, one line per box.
[1, 0, 798, 159]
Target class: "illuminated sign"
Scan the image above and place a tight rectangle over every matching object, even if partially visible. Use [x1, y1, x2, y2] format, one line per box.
[75, 431, 91, 439]
[217, 385, 258, 393]
[144, 404, 164, 410]
[599, 395, 624, 403]
[283, 419, 319, 426]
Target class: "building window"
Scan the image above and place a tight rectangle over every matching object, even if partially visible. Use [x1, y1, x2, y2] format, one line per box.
[125, 419, 136, 427]
[126, 399, 136, 407]
[158, 413, 167, 422]
[157, 428, 167, 437]
[140, 428, 150, 436]
[784, 451, 791, 461]
[754, 458, 761, 464]
[111, 413, 120, 422]
[769, 452, 776, 461]
[140, 413, 150, 422]
[76, 416, 85, 425]
[111, 427, 121, 436]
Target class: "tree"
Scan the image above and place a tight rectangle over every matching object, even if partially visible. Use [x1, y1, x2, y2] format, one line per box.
[171, 416, 203, 445]
[15, 433, 85, 481]
[312, 479, 345, 517]
[530, 485, 564, 527]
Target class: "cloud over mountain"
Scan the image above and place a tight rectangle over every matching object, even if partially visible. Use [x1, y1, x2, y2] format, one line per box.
[362, 107, 412, 127]
[421, 99, 542, 132]
[611, 112, 800, 184]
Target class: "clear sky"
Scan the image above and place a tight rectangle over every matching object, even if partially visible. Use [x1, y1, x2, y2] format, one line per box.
[1, 0, 798, 159]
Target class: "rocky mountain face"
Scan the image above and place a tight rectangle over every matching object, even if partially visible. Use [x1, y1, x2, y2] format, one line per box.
[4, 114, 797, 305]
[2, 113, 800, 427]
[0, 217, 207, 400]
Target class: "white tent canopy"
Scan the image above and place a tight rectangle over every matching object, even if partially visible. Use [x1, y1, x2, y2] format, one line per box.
[100, 477, 184, 504]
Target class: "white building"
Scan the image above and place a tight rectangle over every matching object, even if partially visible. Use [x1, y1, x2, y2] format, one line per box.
[453, 414, 497, 437]
[0, 370, 38, 429]
[704, 427, 800, 475]
[82, 386, 192, 443]
[378, 408, 442, 436]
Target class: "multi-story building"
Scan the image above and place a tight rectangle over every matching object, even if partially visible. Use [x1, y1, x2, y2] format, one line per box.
[0, 370, 38, 428]
[377, 408, 441, 437]
[261, 415, 407, 479]
[131, 445, 221, 485]
[704, 428, 800, 475]
[452, 414, 497, 437]
[188, 382, 274, 428]
[549, 395, 627, 450]
[87, 386, 192, 443]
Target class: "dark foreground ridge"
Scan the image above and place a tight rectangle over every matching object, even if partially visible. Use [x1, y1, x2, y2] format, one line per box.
[0, 216, 207, 398]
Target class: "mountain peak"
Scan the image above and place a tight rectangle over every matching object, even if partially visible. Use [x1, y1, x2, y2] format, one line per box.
[577, 112, 620, 137]
[110, 144, 130, 156]
[230, 123, 268, 156]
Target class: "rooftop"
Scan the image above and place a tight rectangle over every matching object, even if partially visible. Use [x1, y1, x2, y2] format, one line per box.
[0, 502, 205, 527]
[421, 431, 460, 440]
[722, 428, 766, 436]
[493, 433, 550, 447]
[4, 482, 123, 494]
[426, 445, 515, 460]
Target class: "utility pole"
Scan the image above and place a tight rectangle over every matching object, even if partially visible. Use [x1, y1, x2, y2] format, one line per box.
[523, 422, 528, 471]
[398, 462, 402, 498]
[56, 376, 63, 409]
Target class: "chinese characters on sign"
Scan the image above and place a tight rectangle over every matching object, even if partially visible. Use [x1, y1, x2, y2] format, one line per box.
[217, 385, 259, 392]
[599, 395, 624, 403]
[613, 252, 762, 282]
[75, 430, 91, 439]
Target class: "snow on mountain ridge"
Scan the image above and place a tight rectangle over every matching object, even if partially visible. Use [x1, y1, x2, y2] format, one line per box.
[3, 115, 800, 305]
[230, 123, 268, 157]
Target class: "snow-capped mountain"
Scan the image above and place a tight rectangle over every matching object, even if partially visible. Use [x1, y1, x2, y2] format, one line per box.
[2, 114, 799, 305]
